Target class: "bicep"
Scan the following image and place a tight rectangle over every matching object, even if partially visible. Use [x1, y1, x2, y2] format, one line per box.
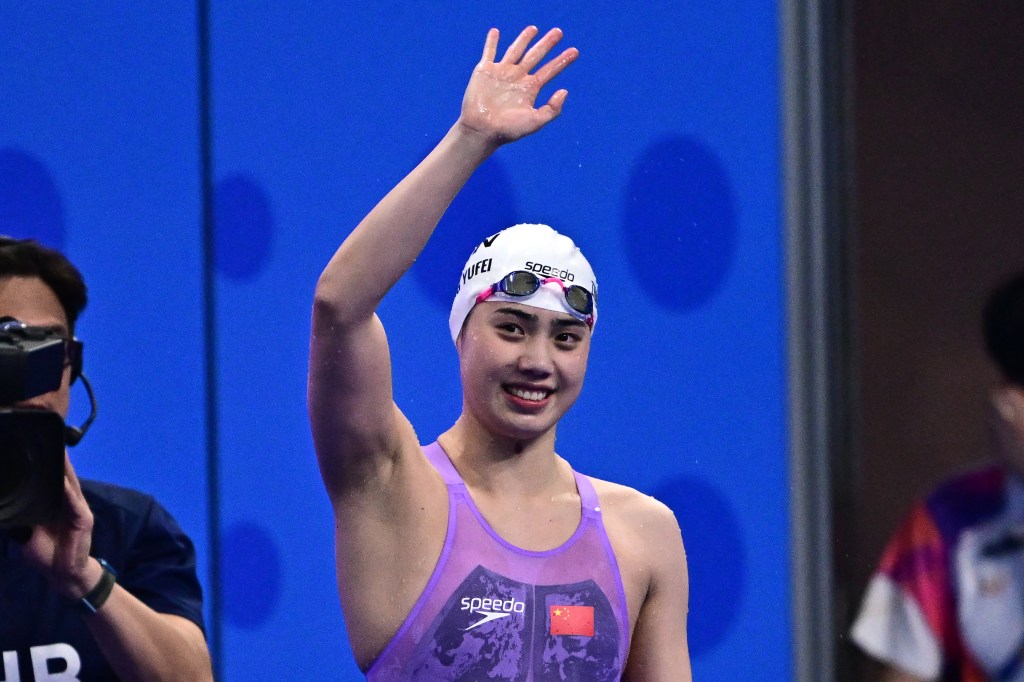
[623, 514, 691, 681]
[308, 307, 406, 495]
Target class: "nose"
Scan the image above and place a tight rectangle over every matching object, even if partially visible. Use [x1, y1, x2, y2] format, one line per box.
[516, 336, 554, 377]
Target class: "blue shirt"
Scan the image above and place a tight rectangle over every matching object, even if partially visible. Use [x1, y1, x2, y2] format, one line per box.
[0, 479, 205, 681]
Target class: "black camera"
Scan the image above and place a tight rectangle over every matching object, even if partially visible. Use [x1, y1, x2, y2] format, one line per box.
[0, 317, 71, 528]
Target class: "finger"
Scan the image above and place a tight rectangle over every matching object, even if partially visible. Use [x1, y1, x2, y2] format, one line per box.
[532, 46, 579, 86]
[501, 25, 539, 64]
[61, 455, 92, 526]
[519, 27, 565, 72]
[481, 27, 499, 63]
[62, 476, 93, 534]
[63, 452, 84, 497]
[536, 89, 569, 125]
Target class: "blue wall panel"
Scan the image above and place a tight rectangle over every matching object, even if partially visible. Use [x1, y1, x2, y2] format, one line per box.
[210, 2, 786, 680]
[0, 4, 211, 630]
[4, 3, 787, 679]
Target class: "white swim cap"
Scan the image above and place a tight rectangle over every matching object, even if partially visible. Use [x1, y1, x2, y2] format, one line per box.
[449, 223, 598, 343]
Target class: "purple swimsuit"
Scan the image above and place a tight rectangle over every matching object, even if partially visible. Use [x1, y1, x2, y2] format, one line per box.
[365, 442, 631, 681]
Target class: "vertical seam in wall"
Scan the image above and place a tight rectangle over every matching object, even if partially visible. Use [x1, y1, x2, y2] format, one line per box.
[197, 0, 222, 676]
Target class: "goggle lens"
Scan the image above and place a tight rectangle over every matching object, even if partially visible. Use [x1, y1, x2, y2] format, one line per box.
[563, 285, 593, 316]
[482, 271, 594, 319]
[504, 271, 543, 296]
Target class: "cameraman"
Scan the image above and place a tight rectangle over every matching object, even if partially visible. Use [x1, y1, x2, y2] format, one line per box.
[0, 238, 212, 681]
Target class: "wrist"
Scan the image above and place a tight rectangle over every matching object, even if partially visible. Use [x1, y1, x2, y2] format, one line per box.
[73, 557, 117, 614]
[450, 119, 503, 157]
[64, 556, 104, 600]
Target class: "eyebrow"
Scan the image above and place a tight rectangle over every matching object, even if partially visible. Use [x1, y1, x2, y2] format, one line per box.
[493, 307, 538, 323]
[552, 317, 588, 331]
[493, 307, 587, 331]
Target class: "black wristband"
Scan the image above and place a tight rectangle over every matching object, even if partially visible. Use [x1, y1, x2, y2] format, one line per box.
[76, 558, 117, 615]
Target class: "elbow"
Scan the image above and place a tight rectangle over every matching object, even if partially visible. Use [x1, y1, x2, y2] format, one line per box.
[313, 273, 359, 329]
[313, 276, 340, 318]
[314, 268, 342, 310]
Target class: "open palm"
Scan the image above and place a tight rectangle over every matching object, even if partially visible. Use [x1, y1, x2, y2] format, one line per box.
[459, 26, 578, 144]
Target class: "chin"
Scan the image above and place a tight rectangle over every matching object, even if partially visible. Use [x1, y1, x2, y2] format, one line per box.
[494, 411, 564, 443]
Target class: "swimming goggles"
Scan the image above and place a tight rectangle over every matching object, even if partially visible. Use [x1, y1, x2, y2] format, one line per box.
[476, 270, 595, 323]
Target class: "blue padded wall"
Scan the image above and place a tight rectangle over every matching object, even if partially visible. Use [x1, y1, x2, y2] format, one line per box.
[4, 3, 787, 679]
[0, 4, 211, 629]
[208, 3, 786, 680]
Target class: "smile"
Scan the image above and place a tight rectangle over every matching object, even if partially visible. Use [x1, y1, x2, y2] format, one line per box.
[505, 386, 551, 402]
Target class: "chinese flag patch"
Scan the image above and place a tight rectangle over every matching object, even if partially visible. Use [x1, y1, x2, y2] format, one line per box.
[549, 604, 595, 636]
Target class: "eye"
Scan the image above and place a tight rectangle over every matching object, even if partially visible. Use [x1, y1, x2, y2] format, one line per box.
[497, 321, 525, 336]
[554, 331, 582, 348]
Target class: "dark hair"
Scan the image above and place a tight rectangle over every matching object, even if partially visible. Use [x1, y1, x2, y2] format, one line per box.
[0, 237, 88, 334]
[983, 270, 1024, 387]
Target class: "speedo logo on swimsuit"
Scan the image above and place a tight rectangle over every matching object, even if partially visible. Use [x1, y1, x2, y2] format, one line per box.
[460, 595, 526, 631]
[524, 261, 575, 282]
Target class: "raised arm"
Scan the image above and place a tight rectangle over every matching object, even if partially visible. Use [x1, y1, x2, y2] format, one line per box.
[308, 26, 579, 498]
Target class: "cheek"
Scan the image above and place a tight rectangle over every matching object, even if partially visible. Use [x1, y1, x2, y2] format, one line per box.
[566, 346, 590, 382]
[52, 369, 73, 416]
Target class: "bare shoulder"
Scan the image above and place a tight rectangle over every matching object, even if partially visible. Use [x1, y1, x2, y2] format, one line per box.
[587, 477, 686, 616]
[589, 477, 692, 678]
[589, 477, 683, 545]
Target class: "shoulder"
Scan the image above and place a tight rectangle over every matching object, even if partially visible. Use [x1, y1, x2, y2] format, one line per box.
[81, 479, 196, 565]
[919, 464, 1009, 541]
[81, 478, 186, 530]
[82, 478, 158, 510]
[587, 475, 690, 659]
[588, 476, 685, 566]
[874, 465, 1009, 578]
[590, 477, 680, 528]
[81, 478, 162, 529]
[926, 463, 1007, 511]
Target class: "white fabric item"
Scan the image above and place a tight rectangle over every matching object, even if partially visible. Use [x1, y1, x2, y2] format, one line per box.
[850, 574, 942, 680]
[956, 475, 1024, 677]
[448, 223, 598, 343]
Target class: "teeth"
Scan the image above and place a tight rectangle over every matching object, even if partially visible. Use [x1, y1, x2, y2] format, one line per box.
[509, 387, 548, 401]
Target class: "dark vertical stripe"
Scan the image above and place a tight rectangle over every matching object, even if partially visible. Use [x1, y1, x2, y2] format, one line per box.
[196, 0, 222, 676]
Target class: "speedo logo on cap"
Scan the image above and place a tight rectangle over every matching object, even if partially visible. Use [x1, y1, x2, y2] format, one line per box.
[525, 261, 576, 283]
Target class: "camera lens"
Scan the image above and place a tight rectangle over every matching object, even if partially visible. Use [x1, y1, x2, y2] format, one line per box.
[0, 410, 66, 527]
[0, 443, 29, 499]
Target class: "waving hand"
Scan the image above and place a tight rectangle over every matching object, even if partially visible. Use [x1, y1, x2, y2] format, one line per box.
[459, 26, 579, 144]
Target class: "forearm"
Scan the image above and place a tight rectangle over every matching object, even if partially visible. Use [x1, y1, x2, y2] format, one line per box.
[84, 575, 212, 682]
[315, 122, 497, 324]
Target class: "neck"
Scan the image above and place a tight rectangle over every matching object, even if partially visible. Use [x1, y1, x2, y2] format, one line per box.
[994, 437, 1024, 482]
[438, 415, 566, 495]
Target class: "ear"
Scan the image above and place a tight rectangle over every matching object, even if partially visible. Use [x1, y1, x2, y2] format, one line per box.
[992, 385, 1024, 424]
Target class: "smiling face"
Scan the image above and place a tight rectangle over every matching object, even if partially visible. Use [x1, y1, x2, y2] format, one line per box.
[456, 301, 591, 444]
[0, 275, 73, 418]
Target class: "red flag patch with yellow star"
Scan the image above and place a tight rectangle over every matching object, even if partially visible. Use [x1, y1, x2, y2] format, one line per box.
[549, 604, 595, 636]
